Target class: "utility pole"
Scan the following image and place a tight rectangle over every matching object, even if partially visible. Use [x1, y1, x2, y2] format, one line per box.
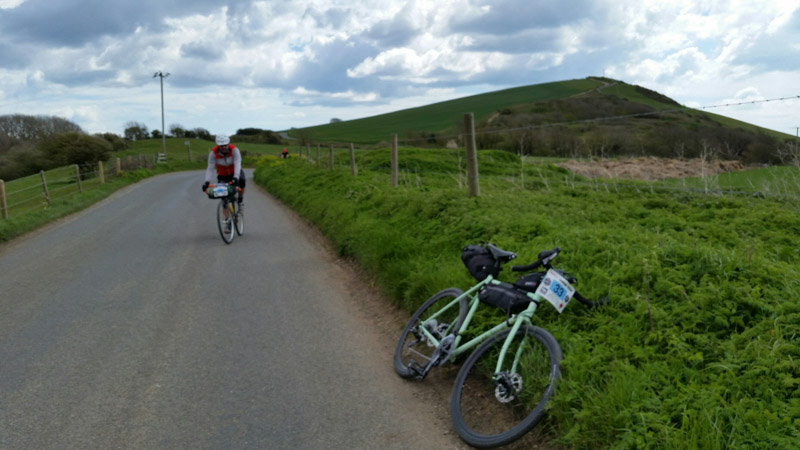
[153, 71, 170, 156]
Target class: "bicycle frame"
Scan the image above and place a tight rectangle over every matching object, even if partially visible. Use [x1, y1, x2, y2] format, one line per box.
[417, 275, 542, 369]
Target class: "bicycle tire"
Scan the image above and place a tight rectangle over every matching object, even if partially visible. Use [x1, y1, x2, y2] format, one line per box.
[234, 202, 244, 236]
[450, 325, 561, 448]
[394, 288, 467, 379]
[217, 200, 235, 244]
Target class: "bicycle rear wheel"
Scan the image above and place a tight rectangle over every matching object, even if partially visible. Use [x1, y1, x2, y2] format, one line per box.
[450, 325, 561, 448]
[217, 200, 235, 244]
[234, 202, 244, 236]
[394, 288, 467, 379]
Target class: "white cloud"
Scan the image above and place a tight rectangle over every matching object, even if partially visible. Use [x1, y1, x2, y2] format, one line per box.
[0, 0, 797, 134]
[0, 0, 24, 9]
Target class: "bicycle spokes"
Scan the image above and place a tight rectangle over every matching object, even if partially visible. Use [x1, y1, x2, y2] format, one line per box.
[451, 326, 560, 445]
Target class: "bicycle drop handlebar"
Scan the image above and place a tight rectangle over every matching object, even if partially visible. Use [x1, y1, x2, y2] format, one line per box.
[508, 246, 608, 308]
[510, 247, 561, 272]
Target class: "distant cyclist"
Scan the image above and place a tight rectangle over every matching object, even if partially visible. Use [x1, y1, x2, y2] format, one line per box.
[281, 147, 288, 159]
[202, 134, 245, 208]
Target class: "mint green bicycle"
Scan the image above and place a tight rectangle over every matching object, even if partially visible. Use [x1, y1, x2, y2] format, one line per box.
[394, 244, 605, 448]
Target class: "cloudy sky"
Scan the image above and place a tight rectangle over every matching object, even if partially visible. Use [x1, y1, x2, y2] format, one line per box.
[0, 0, 798, 138]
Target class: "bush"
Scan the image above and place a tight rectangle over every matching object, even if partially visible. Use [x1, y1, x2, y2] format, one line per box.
[94, 132, 129, 152]
[39, 132, 112, 168]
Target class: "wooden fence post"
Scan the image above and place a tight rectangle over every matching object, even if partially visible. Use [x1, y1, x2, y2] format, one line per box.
[349, 143, 357, 176]
[307, 144, 311, 163]
[329, 144, 334, 170]
[40, 170, 51, 206]
[317, 144, 321, 167]
[464, 113, 480, 197]
[115, 158, 121, 176]
[391, 133, 399, 187]
[75, 164, 83, 193]
[0, 179, 7, 219]
[98, 161, 105, 184]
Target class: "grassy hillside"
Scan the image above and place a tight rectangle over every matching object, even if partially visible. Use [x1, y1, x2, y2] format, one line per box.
[285, 78, 604, 144]
[284, 77, 795, 165]
[253, 149, 800, 449]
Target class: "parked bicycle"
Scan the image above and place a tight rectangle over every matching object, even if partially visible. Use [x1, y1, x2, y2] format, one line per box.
[205, 182, 244, 244]
[394, 244, 606, 448]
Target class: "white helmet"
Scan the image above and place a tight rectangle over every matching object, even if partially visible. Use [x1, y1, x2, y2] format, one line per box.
[215, 134, 230, 146]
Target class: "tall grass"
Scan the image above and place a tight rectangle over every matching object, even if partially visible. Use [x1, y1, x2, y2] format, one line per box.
[254, 149, 800, 449]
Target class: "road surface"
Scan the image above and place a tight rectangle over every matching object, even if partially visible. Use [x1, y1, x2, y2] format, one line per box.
[0, 171, 464, 449]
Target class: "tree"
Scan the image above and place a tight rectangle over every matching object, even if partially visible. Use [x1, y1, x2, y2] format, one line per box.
[330, 118, 342, 123]
[39, 132, 112, 168]
[124, 121, 149, 141]
[94, 132, 129, 151]
[193, 127, 212, 141]
[169, 123, 186, 138]
[151, 129, 162, 139]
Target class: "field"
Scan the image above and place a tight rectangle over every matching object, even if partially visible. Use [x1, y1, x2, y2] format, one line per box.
[284, 78, 605, 143]
[253, 148, 800, 449]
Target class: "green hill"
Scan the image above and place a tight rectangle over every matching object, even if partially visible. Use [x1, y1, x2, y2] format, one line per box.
[285, 78, 796, 165]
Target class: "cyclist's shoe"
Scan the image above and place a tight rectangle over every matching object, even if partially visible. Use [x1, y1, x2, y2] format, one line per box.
[237, 201, 244, 212]
[224, 220, 232, 233]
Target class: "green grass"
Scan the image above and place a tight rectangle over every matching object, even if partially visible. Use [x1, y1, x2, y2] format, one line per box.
[253, 149, 800, 449]
[0, 166, 165, 242]
[645, 165, 800, 198]
[285, 78, 604, 143]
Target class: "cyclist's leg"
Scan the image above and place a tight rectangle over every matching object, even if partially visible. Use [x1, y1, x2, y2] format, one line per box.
[237, 169, 246, 204]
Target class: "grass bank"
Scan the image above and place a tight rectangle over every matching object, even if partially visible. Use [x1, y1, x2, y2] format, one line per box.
[254, 149, 800, 449]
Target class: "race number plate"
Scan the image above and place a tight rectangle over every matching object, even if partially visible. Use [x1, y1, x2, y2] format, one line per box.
[213, 185, 229, 198]
[535, 269, 575, 314]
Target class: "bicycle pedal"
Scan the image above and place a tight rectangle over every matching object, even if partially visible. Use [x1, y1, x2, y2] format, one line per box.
[408, 362, 426, 380]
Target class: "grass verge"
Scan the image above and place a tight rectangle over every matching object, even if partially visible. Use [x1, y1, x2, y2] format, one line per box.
[254, 149, 800, 449]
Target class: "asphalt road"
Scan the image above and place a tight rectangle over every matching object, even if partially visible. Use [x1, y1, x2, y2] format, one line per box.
[0, 171, 463, 449]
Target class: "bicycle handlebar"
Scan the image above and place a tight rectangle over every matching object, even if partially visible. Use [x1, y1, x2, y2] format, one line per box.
[508, 246, 608, 309]
[510, 247, 561, 272]
[207, 182, 242, 192]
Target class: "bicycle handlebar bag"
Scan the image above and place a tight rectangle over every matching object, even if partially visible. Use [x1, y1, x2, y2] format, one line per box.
[461, 244, 500, 281]
[208, 184, 235, 199]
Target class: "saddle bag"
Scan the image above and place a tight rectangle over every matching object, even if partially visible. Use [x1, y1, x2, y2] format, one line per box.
[461, 244, 500, 281]
[478, 282, 532, 314]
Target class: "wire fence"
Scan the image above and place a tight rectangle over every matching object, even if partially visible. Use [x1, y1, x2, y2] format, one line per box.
[284, 121, 800, 206]
[0, 155, 155, 220]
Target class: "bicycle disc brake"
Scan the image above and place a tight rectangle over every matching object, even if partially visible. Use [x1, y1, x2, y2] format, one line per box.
[494, 372, 523, 403]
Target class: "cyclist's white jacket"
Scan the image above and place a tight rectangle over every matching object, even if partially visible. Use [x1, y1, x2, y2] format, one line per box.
[205, 146, 242, 183]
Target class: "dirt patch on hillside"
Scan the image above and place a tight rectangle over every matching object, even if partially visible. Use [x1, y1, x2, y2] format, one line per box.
[557, 157, 745, 181]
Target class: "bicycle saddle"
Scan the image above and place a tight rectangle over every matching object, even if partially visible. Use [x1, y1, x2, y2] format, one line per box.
[486, 244, 517, 262]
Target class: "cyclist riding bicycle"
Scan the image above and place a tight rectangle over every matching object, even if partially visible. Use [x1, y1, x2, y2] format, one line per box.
[202, 133, 245, 210]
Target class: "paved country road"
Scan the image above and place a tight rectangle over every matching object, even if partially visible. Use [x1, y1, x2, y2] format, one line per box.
[0, 171, 465, 449]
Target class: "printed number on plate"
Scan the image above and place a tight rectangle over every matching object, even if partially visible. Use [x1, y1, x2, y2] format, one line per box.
[534, 269, 575, 314]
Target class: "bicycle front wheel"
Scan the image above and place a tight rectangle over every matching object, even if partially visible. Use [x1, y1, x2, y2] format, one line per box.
[394, 288, 467, 379]
[233, 202, 244, 235]
[450, 325, 561, 449]
[217, 200, 235, 244]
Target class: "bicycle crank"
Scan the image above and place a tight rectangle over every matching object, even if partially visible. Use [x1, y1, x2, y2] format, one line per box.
[412, 334, 456, 380]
